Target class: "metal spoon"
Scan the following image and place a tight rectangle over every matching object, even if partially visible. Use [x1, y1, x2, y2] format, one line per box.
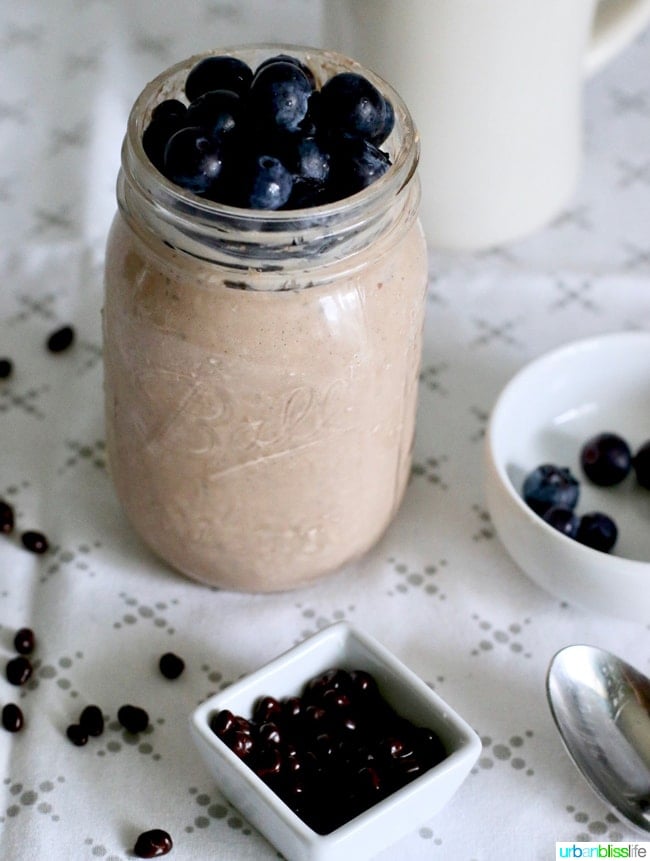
[546, 644, 650, 833]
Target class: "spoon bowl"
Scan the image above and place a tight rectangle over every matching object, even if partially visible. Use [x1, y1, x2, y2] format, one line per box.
[546, 644, 650, 833]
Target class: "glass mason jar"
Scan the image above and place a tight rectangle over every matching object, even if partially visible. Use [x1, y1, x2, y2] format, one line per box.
[103, 45, 427, 592]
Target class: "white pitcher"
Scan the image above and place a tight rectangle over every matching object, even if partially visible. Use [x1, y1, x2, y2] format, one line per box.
[323, 0, 650, 250]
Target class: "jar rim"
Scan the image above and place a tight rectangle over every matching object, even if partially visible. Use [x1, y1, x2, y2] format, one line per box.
[123, 43, 419, 227]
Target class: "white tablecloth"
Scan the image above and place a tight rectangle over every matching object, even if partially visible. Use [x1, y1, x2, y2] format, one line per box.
[1, 3, 650, 859]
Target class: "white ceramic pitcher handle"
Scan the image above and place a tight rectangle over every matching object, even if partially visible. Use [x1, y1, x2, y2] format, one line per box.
[585, 0, 650, 75]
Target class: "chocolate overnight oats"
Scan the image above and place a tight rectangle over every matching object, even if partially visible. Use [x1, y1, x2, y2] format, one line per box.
[103, 46, 427, 591]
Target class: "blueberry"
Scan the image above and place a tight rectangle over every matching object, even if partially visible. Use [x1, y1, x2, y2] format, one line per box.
[298, 90, 322, 137]
[292, 135, 330, 184]
[240, 128, 328, 181]
[151, 98, 187, 124]
[185, 55, 253, 101]
[633, 440, 650, 490]
[247, 60, 313, 133]
[580, 432, 632, 486]
[255, 53, 317, 89]
[371, 96, 395, 146]
[245, 132, 330, 209]
[542, 505, 580, 538]
[328, 139, 391, 200]
[162, 126, 224, 194]
[576, 511, 618, 553]
[186, 89, 241, 141]
[143, 115, 185, 172]
[288, 178, 328, 209]
[319, 72, 388, 142]
[522, 464, 580, 515]
[241, 154, 293, 209]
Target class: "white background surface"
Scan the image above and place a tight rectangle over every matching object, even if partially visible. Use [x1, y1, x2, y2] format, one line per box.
[1, 2, 650, 859]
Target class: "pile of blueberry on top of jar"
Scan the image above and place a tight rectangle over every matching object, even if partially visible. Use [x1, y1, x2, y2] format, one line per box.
[142, 52, 395, 210]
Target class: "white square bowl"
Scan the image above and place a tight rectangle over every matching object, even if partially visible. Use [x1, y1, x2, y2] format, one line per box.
[190, 621, 481, 861]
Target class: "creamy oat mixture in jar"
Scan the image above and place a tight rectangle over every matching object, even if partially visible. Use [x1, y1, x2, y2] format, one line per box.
[103, 46, 427, 591]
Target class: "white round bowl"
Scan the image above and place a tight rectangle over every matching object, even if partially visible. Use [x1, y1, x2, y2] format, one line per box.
[484, 331, 650, 622]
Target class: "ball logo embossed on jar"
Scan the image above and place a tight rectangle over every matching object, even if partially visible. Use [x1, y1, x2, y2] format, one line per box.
[136, 363, 358, 468]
